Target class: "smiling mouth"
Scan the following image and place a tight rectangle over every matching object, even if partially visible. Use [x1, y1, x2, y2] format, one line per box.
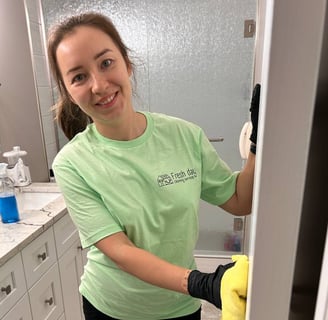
[96, 92, 117, 107]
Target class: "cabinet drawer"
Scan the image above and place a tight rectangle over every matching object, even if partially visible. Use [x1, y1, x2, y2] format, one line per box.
[0, 253, 27, 318]
[29, 263, 64, 320]
[21, 227, 57, 288]
[2, 294, 32, 320]
[53, 214, 79, 258]
[58, 238, 84, 320]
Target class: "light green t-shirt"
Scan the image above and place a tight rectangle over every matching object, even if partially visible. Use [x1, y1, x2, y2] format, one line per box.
[53, 112, 238, 320]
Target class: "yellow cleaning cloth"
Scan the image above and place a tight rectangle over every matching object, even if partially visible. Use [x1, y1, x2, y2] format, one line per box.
[220, 255, 249, 320]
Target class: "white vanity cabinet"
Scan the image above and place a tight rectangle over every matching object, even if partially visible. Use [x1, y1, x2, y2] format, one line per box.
[21, 227, 64, 320]
[54, 214, 85, 320]
[1, 294, 32, 320]
[0, 212, 86, 320]
[0, 253, 27, 318]
[28, 263, 63, 320]
[21, 227, 57, 288]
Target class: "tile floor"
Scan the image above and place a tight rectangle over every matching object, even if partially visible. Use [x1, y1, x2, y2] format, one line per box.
[201, 301, 221, 319]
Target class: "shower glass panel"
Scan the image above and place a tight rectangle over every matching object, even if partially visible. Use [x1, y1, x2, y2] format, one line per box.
[41, 0, 257, 255]
[145, 1, 257, 256]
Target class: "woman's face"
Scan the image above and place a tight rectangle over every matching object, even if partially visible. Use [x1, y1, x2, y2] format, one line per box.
[56, 26, 133, 127]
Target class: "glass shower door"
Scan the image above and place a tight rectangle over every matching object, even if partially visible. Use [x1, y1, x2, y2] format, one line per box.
[146, 0, 257, 255]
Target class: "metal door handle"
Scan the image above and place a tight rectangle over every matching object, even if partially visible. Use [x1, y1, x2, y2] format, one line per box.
[209, 137, 224, 142]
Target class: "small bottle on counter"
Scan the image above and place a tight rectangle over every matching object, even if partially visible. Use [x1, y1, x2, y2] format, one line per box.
[0, 163, 20, 223]
[2, 146, 31, 186]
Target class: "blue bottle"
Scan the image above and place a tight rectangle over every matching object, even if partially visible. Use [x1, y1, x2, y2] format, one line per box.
[0, 163, 20, 223]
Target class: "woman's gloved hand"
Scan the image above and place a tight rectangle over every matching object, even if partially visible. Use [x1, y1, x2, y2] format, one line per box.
[249, 83, 261, 144]
[187, 261, 235, 309]
[187, 255, 249, 319]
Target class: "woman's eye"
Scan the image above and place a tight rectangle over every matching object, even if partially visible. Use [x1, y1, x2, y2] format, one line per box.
[72, 74, 85, 84]
[102, 59, 112, 68]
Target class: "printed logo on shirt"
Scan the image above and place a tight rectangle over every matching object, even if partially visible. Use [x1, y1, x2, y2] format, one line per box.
[157, 168, 197, 187]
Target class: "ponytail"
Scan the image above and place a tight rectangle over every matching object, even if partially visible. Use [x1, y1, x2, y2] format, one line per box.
[55, 97, 92, 140]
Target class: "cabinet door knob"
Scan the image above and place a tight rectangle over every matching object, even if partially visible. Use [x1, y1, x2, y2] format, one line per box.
[1, 284, 12, 295]
[45, 297, 53, 305]
[37, 252, 47, 261]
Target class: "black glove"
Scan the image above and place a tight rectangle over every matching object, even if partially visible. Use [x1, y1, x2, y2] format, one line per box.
[187, 262, 235, 309]
[249, 83, 261, 144]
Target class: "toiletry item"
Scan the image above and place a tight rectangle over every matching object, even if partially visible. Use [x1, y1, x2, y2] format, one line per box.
[3, 146, 26, 168]
[224, 232, 242, 252]
[2, 146, 31, 186]
[0, 163, 20, 223]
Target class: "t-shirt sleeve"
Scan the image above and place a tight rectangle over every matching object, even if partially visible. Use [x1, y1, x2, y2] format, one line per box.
[53, 158, 124, 248]
[199, 130, 239, 205]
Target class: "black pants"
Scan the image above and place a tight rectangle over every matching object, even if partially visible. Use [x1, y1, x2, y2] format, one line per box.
[82, 296, 202, 320]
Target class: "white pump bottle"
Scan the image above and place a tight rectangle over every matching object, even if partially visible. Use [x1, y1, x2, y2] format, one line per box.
[2, 146, 31, 187]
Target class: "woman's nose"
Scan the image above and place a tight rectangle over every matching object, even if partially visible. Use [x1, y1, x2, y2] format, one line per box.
[91, 72, 109, 95]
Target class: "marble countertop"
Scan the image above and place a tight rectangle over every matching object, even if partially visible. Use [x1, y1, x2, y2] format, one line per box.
[0, 183, 67, 267]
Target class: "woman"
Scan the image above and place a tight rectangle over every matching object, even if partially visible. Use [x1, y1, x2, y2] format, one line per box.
[48, 12, 259, 320]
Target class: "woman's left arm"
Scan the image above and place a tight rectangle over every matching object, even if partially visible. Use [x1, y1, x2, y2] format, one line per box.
[220, 83, 260, 216]
[219, 151, 255, 215]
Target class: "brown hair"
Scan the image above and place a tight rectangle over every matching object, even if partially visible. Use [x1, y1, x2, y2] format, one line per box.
[47, 12, 134, 140]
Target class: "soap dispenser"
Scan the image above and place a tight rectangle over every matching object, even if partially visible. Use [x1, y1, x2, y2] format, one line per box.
[3, 146, 31, 186]
[0, 163, 20, 223]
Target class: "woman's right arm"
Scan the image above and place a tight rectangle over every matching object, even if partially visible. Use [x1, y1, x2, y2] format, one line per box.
[96, 232, 247, 311]
[95, 231, 191, 294]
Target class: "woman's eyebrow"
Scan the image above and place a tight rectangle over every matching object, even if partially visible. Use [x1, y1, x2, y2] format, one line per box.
[66, 48, 113, 75]
[94, 48, 112, 60]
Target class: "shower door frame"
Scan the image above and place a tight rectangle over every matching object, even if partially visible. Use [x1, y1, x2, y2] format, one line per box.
[246, 0, 328, 318]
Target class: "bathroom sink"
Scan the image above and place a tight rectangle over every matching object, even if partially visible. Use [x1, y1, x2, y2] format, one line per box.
[16, 192, 61, 211]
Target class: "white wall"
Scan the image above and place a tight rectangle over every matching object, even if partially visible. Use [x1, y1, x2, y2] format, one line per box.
[0, 0, 49, 181]
[247, 0, 327, 319]
[25, 0, 58, 170]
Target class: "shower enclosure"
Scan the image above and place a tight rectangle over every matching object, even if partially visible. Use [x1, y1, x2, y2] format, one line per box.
[41, 0, 257, 256]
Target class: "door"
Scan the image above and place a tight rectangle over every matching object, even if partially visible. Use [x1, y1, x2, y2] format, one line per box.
[246, 1, 328, 319]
